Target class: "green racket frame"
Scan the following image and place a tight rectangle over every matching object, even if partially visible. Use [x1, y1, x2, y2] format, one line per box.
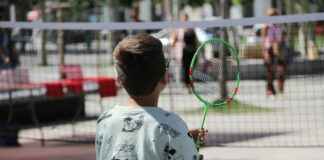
[189, 38, 240, 149]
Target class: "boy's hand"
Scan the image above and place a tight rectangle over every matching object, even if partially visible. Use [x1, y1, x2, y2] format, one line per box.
[189, 128, 208, 145]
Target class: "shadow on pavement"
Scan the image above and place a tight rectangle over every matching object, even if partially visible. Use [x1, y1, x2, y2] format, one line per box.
[205, 131, 288, 147]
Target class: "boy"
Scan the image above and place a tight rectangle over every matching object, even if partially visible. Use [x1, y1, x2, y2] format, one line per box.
[96, 35, 207, 160]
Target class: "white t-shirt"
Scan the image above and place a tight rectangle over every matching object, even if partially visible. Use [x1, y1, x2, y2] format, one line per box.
[96, 105, 199, 160]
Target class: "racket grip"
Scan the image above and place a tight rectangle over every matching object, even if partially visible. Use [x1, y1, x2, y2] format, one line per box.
[195, 105, 209, 151]
[196, 136, 202, 151]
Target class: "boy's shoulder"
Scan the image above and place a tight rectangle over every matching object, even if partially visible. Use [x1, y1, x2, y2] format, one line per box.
[153, 108, 188, 128]
[96, 106, 186, 127]
[97, 110, 114, 124]
[96, 106, 121, 124]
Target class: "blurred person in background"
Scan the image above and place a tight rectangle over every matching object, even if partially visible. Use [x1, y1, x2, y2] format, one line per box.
[182, 28, 199, 93]
[128, 6, 147, 35]
[0, 13, 19, 69]
[0, 46, 10, 68]
[170, 13, 199, 93]
[261, 8, 286, 97]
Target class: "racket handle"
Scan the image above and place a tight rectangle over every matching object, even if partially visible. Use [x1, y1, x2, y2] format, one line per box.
[195, 136, 202, 151]
[195, 105, 209, 151]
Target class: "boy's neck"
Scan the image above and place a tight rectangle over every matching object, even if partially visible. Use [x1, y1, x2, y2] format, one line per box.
[126, 94, 159, 107]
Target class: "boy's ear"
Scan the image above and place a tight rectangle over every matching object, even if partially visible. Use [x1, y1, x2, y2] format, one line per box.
[117, 77, 122, 86]
[161, 72, 168, 84]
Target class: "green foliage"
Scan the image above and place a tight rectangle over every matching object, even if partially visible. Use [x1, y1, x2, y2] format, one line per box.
[11, 0, 41, 5]
[204, 0, 214, 4]
[232, 0, 243, 6]
[70, 0, 90, 16]
[119, 0, 134, 7]
[187, 0, 205, 7]
[153, 0, 163, 4]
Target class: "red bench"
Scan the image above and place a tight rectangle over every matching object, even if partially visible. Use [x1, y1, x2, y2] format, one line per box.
[0, 68, 86, 97]
[59, 64, 117, 98]
[0, 68, 87, 146]
[0, 68, 44, 98]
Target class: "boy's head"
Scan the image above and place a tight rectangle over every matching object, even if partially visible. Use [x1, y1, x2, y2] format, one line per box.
[114, 34, 167, 97]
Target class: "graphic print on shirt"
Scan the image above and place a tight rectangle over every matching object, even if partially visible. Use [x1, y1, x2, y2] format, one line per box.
[164, 144, 176, 159]
[122, 115, 144, 133]
[96, 134, 103, 155]
[187, 131, 193, 139]
[106, 135, 113, 145]
[111, 156, 137, 160]
[96, 134, 103, 146]
[164, 112, 172, 117]
[192, 155, 199, 160]
[111, 140, 137, 160]
[97, 112, 112, 124]
[173, 155, 185, 160]
[158, 123, 181, 138]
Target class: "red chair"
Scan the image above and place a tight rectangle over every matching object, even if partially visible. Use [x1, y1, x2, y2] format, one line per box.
[1, 68, 44, 89]
[59, 64, 84, 81]
[59, 64, 117, 98]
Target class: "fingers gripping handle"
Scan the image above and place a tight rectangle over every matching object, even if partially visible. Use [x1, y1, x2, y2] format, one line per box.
[196, 105, 209, 151]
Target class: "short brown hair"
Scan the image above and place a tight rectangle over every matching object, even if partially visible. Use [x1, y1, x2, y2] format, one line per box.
[266, 8, 278, 16]
[114, 34, 166, 96]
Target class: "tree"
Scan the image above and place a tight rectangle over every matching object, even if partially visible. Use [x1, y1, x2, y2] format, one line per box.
[39, 0, 47, 66]
[219, 0, 230, 101]
[70, 0, 89, 20]
[57, 0, 65, 74]
[285, 0, 294, 56]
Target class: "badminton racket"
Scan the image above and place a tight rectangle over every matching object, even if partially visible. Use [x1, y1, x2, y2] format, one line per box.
[189, 38, 240, 149]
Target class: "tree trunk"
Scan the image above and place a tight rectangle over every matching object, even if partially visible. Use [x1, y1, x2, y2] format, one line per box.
[95, 0, 101, 75]
[40, 0, 47, 66]
[219, 0, 230, 100]
[285, 0, 294, 55]
[57, 0, 65, 78]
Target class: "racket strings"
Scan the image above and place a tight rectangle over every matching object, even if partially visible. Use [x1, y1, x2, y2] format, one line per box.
[192, 41, 238, 104]
[192, 70, 214, 81]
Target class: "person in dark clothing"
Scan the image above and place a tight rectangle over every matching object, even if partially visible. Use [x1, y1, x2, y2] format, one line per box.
[0, 29, 19, 69]
[0, 14, 19, 69]
[128, 6, 147, 35]
[182, 28, 199, 91]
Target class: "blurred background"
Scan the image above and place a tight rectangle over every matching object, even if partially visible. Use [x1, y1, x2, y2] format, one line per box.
[0, 0, 323, 157]
[0, 0, 323, 68]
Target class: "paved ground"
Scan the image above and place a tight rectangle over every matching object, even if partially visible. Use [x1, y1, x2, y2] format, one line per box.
[1, 142, 323, 160]
[200, 147, 324, 160]
[0, 142, 94, 160]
